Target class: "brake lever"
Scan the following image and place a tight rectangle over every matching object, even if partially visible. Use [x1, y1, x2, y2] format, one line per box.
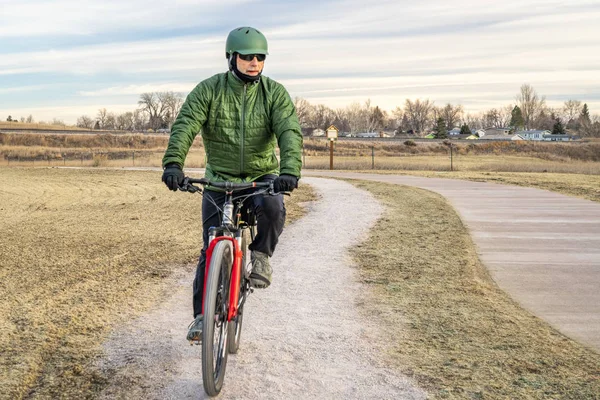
[178, 179, 201, 193]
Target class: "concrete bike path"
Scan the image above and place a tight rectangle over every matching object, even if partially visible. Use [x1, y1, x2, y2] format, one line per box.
[306, 171, 600, 352]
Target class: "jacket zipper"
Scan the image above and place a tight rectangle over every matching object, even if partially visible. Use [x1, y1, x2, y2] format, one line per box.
[240, 84, 247, 177]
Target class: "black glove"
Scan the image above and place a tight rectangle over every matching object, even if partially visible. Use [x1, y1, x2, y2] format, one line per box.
[273, 174, 298, 193]
[162, 163, 184, 191]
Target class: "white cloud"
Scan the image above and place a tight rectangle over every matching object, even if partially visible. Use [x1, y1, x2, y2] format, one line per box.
[78, 82, 197, 96]
[1, 0, 599, 123]
[0, 0, 251, 37]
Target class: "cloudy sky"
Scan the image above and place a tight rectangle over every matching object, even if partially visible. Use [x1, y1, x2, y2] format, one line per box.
[1, 0, 599, 124]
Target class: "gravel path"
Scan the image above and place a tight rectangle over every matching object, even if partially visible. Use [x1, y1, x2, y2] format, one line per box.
[97, 177, 427, 399]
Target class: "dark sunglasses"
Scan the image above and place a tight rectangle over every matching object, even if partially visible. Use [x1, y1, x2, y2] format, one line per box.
[238, 53, 266, 62]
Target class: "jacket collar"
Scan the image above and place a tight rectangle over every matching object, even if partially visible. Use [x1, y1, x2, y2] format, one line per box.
[226, 71, 260, 94]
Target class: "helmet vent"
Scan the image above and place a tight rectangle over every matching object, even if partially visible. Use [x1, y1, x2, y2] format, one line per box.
[245, 29, 250, 34]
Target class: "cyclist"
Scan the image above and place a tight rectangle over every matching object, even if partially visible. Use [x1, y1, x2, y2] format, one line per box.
[161, 27, 303, 342]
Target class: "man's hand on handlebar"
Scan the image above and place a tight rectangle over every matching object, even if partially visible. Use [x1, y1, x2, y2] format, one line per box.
[162, 163, 184, 191]
[273, 174, 298, 193]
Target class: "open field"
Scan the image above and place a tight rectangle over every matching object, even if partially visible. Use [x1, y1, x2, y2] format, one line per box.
[0, 122, 88, 131]
[304, 154, 600, 175]
[349, 180, 600, 399]
[0, 167, 315, 399]
[2, 133, 600, 174]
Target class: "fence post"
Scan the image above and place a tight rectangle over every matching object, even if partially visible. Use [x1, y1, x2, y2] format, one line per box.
[372, 146, 375, 169]
[132, 151, 135, 166]
[302, 147, 305, 167]
[450, 144, 454, 171]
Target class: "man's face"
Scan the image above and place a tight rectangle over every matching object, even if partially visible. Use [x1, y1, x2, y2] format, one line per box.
[236, 54, 265, 76]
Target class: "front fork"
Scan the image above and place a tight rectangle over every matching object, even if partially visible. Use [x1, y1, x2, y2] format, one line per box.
[202, 231, 243, 322]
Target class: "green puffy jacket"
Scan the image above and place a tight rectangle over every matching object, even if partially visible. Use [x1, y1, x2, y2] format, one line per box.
[162, 71, 303, 183]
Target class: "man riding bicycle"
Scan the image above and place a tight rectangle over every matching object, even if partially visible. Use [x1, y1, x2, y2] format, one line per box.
[161, 27, 303, 343]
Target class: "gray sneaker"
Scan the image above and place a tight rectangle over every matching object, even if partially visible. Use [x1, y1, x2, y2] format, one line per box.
[250, 251, 272, 289]
[187, 315, 203, 344]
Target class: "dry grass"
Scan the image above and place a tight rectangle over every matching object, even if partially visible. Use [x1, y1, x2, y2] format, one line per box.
[0, 167, 315, 399]
[348, 180, 600, 399]
[0, 122, 87, 131]
[304, 154, 600, 175]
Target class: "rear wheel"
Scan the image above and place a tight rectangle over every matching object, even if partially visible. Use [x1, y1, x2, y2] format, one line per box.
[202, 240, 232, 396]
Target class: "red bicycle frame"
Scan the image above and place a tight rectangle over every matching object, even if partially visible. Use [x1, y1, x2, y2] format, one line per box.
[202, 236, 244, 321]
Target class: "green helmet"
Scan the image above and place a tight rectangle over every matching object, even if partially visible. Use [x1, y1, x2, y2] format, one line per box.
[225, 27, 269, 58]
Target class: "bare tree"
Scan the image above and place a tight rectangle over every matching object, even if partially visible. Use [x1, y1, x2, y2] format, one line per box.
[482, 107, 511, 128]
[516, 84, 545, 130]
[310, 104, 334, 130]
[77, 115, 95, 129]
[293, 97, 312, 128]
[391, 106, 403, 130]
[162, 92, 184, 128]
[345, 102, 364, 134]
[104, 112, 116, 130]
[562, 99, 582, 129]
[97, 108, 109, 129]
[138, 92, 166, 130]
[438, 103, 463, 129]
[132, 109, 147, 131]
[404, 99, 434, 134]
[370, 105, 386, 132]
[116, 112, 134, 131]
[465, 113, 484, 130]
[534, 107, 556, 131]
[26, 114, 34, 123]
[331, 108, 350, 133]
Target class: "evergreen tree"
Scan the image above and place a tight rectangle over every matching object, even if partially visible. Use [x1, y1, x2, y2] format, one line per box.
[552, 118, 566, 135]
[580, 103, 591, 125]
[6, 115, 12, 122]
[460, 123, 471, 135]
[509, 106, 524, 131]
[434, 117, 448, 139]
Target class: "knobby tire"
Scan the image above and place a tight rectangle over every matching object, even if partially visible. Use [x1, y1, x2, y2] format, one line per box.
[202, 240, 232, 396]
[227, 230, 249, 354]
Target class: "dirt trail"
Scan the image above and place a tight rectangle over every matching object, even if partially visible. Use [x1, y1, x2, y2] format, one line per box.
[97, 177, 426, 399]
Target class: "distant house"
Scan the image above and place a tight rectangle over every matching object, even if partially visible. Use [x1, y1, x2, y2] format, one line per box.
[312, 128, 325, 137]
[355, 132, 379, 138]
[516, 130, 551, 141]
[484, 127, 511, 136]
[542, 134, 571, 141]
[448, 128, 461, 135]
[479, 134, 513, 141]
[471, 129, 486, 137]
[466, 134, 479, 140]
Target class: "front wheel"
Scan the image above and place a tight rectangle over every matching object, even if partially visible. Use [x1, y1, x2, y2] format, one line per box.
[228, 230, 250, 353]
[202, 240, 232, 396]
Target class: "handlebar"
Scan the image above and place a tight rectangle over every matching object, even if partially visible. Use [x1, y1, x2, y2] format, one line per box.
[178, 177, 276, 194]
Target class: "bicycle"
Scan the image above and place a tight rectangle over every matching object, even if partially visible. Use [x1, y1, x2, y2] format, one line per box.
[178, 176, 278, 396]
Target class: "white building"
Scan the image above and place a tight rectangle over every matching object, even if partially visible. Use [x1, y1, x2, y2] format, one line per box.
[515, 130, 551, 141]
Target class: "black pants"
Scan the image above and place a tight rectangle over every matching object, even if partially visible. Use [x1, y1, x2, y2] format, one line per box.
[192, 174, 286, 317]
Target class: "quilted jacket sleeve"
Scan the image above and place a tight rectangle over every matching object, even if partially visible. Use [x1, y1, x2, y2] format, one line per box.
[162, 80, 212, 168]
[270, 84, 303, 178]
